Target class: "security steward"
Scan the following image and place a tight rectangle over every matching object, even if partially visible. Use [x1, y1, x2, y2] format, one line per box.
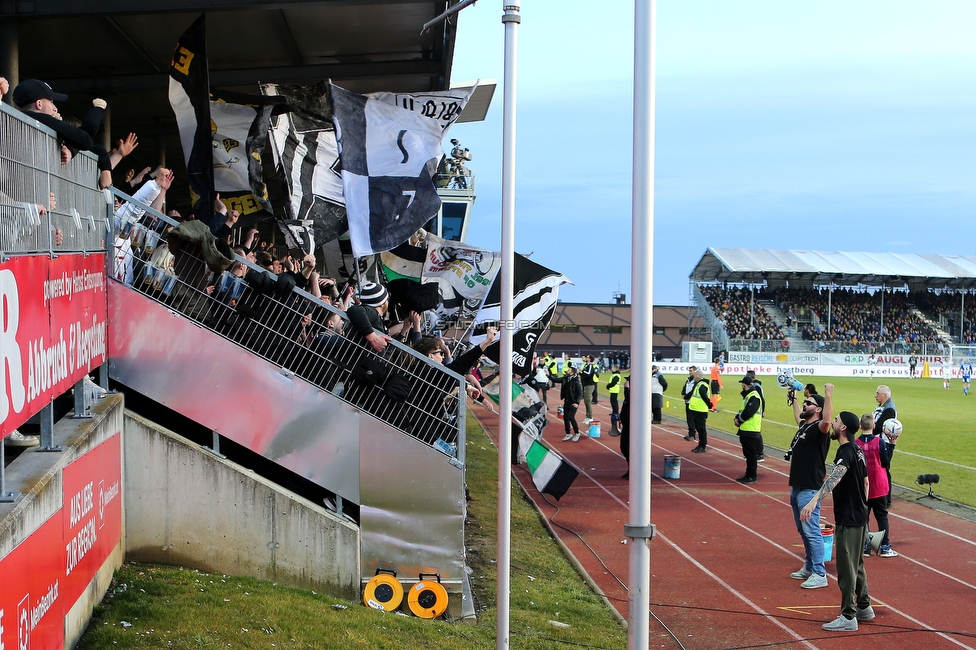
[733, 376, 764, 483]
[688, 368, 711, 453]
[606, 365, 623, 427]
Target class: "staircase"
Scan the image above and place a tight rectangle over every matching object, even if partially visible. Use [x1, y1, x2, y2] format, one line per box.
[107, 194, 471, 614]
[912, 307, 954, 344]
[759, 301, 814, 352]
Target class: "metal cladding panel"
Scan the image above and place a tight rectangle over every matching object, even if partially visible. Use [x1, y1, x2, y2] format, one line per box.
[108, 282, 361, 501]
[359, 420, 464, 587]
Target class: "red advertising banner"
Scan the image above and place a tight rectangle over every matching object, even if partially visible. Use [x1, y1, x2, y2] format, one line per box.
[0, 253, 107, 436]
[0, 432, 122, 650]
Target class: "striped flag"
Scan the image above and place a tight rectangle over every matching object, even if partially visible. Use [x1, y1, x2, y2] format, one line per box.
[519, 433, 579, 500]
[471, 254, 571, 375]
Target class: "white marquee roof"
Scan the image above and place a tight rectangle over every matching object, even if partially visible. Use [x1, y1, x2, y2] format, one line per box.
[690, 248, 976, 290]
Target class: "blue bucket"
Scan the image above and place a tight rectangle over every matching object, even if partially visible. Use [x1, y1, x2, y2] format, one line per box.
[663, 455, 681, 479]
[588, 422, 601, 438]
[822, 523, 835, 562]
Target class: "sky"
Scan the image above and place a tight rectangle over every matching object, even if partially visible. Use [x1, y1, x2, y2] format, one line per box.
[447, 0, 976, 306]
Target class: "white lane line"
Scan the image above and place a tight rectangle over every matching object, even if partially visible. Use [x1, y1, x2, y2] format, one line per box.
[655, 530, 819, 650]
[888, 512, 976, 548]
[539, 414, 976, 648]
[890, 450, 976, 471]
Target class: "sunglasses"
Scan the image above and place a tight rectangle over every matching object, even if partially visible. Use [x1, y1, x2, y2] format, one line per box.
[803, 400, 817, 406]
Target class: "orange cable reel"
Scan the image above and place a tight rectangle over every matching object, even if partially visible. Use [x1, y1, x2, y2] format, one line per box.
[363, 568, 404, 612]
[407, 573, 449, 619]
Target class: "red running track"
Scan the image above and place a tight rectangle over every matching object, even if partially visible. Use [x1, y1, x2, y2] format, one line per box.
[475, 396, 976, 649]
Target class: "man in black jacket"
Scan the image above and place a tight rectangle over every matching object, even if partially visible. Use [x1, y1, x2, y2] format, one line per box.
[553, 366, 583, 442]
[345, 281, 392, 353]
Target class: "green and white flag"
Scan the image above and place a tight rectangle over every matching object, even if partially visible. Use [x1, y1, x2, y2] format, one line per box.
[519, 433, 579, 500]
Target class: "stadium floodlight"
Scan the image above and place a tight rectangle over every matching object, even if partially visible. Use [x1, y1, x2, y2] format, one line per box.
[916, 473, 942, 501]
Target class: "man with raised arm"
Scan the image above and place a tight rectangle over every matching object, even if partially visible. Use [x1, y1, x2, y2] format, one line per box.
[801, 410, 874, 632]
[786, 382, 834, 589]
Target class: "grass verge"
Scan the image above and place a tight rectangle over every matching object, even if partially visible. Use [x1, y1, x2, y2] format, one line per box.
[77, 411, 627, 649]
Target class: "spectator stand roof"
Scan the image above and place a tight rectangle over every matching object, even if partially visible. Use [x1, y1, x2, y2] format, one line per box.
[690, 248, 976, 291]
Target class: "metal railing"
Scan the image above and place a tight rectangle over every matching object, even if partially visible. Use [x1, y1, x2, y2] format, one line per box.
[691, 283, 730, 351]
[434, 170, 474, 191]
[109, 188, 466, 455]
[0, 102, 108, 255]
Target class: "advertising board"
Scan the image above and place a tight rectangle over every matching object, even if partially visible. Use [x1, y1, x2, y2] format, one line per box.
[0, 254, 107, 435]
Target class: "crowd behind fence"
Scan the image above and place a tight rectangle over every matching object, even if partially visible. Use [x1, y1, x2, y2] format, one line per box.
[109, 188, 466, 455]
[0, 102, 108, 255]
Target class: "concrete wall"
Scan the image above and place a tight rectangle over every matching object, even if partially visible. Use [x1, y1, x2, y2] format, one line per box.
[123, 412, 360, 600]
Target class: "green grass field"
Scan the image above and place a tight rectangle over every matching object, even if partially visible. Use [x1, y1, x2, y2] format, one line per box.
[655, 374, 976, 507]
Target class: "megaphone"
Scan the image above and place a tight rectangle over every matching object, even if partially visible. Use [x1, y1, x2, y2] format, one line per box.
[865, 530, 885, 555]
[776, 371, 804, 392]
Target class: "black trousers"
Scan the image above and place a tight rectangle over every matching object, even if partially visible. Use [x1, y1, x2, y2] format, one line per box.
[563, 403, 579, 435]
[691, 410, 708, 446]
[609, 392, 620, 417]
[740, 434, 763, 479]
[867, 497, 890, 545]
[685, 403, 695, 436]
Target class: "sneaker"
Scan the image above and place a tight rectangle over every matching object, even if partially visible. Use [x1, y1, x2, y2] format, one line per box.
[735, 476, 757, 484]
[863, 543, 872, 557]
[801, 573, 828, 589]
[651, 419, 662, 424]
[84, 375, 107, 398]
[856, 605, 875, 622]
[562, 433, 573, 442]
[790, 567, 812, 580]
[621, 471, 629, 480]
[572, 432, 581, 442]
[757, 454, 766, 463]
[4, 430, 39, 448]
[582, 418, 592, 425]
[692, 446, 707, 453]
[683, 435, 697, 441]
[879, 545, 898, 558]
[822, 615, 857, 632]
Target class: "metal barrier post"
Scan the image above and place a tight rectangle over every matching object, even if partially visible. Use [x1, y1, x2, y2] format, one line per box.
[71, 376, 93, 419]
[208, 430, 226, 458]
[37, 403, 62, 452]
[0, 442, 19, 502]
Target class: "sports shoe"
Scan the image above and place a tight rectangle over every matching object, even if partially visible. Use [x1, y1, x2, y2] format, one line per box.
[4, 430, 39, 448]
[572, 432, 581, 442]
[692, 446, 707, 453]
[683, 435, 697, 441]
[856, 605, 875, 622]
[790, 567, 812, 580]
[757, 454, 765, 462]
[735, 476, 757, 484]
[801, 573, 828, 589]
[621, 471, 629, 479]
[582, 418, 592, 425]
[879, 545, 898, 558]
[822, 615, 857, 632]
[863, 543, 872, 556]
[562, 433, 573, 442]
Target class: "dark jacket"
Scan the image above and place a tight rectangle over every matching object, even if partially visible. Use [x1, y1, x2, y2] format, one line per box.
[557, 374, 583, 404]
[345, 303, 387, 340]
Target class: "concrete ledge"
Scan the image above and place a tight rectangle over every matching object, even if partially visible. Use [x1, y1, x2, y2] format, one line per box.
[123, 411, 361, 600]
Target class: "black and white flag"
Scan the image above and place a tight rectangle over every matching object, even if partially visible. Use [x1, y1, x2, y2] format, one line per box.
[262, 82, 349, 244]
[330, 83, 450, 259]
[471, 254, 571, 375]
[168, 15, 214, 221]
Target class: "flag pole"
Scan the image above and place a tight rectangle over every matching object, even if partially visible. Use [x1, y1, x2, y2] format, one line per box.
[628, 0, 655, 648]
[498, 1, 520, 648]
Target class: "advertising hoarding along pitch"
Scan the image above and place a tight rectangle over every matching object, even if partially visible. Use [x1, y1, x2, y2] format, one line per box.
[0, 254, 107, 436]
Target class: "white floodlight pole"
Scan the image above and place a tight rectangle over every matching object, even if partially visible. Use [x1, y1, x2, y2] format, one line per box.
[628, 0, 655, 648]
[498, 1, 520, 648]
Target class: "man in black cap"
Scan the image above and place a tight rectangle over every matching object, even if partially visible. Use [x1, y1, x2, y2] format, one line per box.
[801, 410, 873, 632]
[13, 78, 142, 192]
[733, 376, 764, 483]
[13, 79, 105, 161]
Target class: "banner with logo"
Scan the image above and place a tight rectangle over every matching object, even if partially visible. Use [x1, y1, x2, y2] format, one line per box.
[0, 433, 122, 650]
[0, 254, 107, 436]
